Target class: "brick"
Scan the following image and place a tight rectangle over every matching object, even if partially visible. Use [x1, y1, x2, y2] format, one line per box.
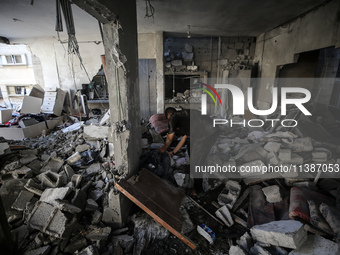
[250, 220, 307, 249]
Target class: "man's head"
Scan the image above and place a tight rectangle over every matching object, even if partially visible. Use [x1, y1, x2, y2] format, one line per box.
[165, 107, 176, 119]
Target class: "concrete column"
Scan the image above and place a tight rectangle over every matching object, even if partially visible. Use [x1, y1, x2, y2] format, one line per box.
[155, 31, 165, 113]
[102, 0, 141, 226]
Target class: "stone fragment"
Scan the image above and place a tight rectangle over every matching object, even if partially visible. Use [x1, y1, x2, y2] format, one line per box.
[250, 220, 307, 249]
[71, 174, 82, 188]
[95, 180, 104, 189]
[88, 190, 103, 201]
[24, 179, 43, 196]
[285, 137, 313, 152]
[215, 205, 234, 227]
[76, 144, 90, 153]
[86, 226, 111, 241]
[66, 152, 82, 165]
[78, 245, 99, 255]
[71, 189, 87, 210]
[23, 245, 50, 255]
[229, 245, 247, 255]
[320, 203, 340, 240]
[12, 166, 33, 178]
[40, 187, 71, 206]
[85, 163, 102, 177]
[312, 152, 328, 162]
[64, 237, 88, 254]
[278, 149, 292, 162]
[12, 190, 34, 211]
[83, 125, 109, 140]
[236, 232, 253, 253]
[54, 199, 82, 214]
[92, 210, 103, 224]
[217, 180, 241, 209]
[40, 157, 64, 173]
[264, 142, 281, 153]
[86, 199, 98, 211]
[262, 185, 282, 203]
[250, 244, 271, 255]
[0, 142, 10, 155]
[307, 200, 333, 234]
[289, 235, 339, 254]
[20, 154, 38, 165]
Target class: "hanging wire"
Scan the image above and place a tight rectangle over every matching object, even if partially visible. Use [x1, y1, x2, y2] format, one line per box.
[144, 0, 155, 19]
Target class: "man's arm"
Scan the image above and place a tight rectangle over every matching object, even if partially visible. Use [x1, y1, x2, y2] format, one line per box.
[172, 135, 187, 154]
[158, 133, 175, 153]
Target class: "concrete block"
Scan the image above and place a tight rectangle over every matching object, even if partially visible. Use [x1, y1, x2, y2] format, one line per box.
[24, 179, 44, 196]
[102, 206, 120, 227]
[215, 205, 234, 227]
[40, 187, 71, 206]
[229, 245, 247, 255]
[264, 142, 281, 153]
[66, 152, 81, 165]
[12, 166, 33, 178]
[20, 154, 38, 165]
[83, 125, 109, 140]
[54, 199, 81, 214]
[76, 144, 90, 153]
[64, 165, 74, 181]
[71, 189, 87, 210]
[40, 157, 64, 173]
[11, 190, 34, 211]
[278, 149, 291, 162]
[27, 201, 75, 239]
[86, 226, 111, 241]
[23, 245, 51, 255]
[92, 210, 103, 224]
[262, 185, 282, 203]
[38, 171, 63, 188]
[71, 174, 82, 188]
[312, 152, 328, 162]
[217, 180, 241, 209]
[85, 163, 102, 177]
[250, 220, 307, 249]
[86, 199, 98, 211]
[236, 232, 253, 253]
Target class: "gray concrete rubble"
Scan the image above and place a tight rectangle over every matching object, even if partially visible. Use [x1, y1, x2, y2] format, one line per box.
[250, 220, 307, 249]
[262, 185, 282, 203]
[1, 109, 340, 255]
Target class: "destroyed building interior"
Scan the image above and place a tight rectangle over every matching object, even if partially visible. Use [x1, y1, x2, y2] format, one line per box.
[1, 0, 340, 254]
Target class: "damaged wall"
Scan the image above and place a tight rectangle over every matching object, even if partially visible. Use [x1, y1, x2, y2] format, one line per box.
[254, 0, 340, 109]
[10, 35, 104, 92]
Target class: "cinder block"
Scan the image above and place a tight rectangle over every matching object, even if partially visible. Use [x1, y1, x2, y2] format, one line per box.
[12, 190, 34, 211]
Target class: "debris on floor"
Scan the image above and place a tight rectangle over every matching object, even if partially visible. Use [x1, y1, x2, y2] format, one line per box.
[1, 108, 340, 255]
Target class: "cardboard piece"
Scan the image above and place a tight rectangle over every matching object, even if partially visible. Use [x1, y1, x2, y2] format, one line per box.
[21, 96, 42, 114]
[0, 117, 62, 140]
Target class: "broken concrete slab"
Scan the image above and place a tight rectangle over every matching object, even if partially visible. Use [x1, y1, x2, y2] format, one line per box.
[63, 237, 88, 254]
[215, 205, 234, 227]
[264, 142, 281, 153]
[27, 201, 75, 238]
[40, 187, 71, 206]
[66, 152, 81, 165]
[40, 157, 64, 173]
[83, 125, 109, 140]
[11, 190, 34, 211]
[23, 245, 51, 255]
[92, 210, 103, 225]
[85, 163, 102, 177]
[250, 220, 307, 249]
[250, 244, 272, 255]
[217, 180, 241, 209]
[307, 200, 333, 235]
[229, 245, 247, 255]
[63, 165, 74, 181]
[236, 232, 253, 253]
[54, 199, 81, 214]
[86, 226, 111, 241]
[0, 142, 10, 155]
[278, 149, 291, 162]
[24, 179, 44, 196]
[320, 203, 340, 239]
[76, 143, 91, 153]
[284, 137, 313, 152]
[289, 235, 339, 255]
[85, 199, 98, 211]
[71, 174, 82, 188]
[262, 185, 282, 203]
[77, 245, 99, 255]
[20, 154, 38, 165]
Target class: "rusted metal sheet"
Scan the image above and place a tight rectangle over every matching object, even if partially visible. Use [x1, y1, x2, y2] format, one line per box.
[116, 169, 196, 250]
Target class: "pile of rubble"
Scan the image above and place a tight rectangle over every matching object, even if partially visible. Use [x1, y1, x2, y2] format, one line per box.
[1, 111, 340, 255]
